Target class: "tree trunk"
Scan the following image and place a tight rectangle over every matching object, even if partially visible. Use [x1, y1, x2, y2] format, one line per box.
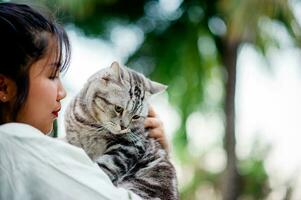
[221, 39, 240, 200]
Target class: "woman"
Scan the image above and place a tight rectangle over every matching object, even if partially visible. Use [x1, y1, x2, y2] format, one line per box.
[0, 3, 167, 199]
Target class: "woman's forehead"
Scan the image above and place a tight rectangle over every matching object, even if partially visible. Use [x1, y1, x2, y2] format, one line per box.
[31, 32, 68, 76]
[29, 47, 60, 77]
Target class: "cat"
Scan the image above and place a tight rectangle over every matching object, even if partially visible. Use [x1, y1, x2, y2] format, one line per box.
[64, 62, 179, 200]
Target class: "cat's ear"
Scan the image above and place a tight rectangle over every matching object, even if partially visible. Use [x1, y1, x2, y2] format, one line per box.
[148, 80, 168, 95]
[110, 61, 120, 74]
[110, 61, 125, 84]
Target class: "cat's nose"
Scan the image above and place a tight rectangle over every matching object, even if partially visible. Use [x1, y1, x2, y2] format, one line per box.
[120, 125, 127, 130]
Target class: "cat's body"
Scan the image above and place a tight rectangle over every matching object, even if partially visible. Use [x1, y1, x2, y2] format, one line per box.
[64, 62, 178, 200]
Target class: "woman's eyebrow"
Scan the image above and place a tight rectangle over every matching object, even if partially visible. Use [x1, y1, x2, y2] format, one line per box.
[46, 62, 61, 75]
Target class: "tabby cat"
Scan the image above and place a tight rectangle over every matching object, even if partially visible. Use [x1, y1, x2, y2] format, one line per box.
[64, 62, 179, 200]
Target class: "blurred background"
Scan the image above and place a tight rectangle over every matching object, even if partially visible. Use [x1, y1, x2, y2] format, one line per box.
[3, 0, 301, 199]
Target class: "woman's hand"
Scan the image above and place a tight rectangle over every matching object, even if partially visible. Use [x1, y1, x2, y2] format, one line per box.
[144, 106, 169, 151]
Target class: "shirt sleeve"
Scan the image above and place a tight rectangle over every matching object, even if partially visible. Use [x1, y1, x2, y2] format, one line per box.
[0, 123, 141, 200]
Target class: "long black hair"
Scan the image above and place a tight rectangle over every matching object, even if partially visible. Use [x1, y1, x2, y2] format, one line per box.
[0, 2, 71, 123]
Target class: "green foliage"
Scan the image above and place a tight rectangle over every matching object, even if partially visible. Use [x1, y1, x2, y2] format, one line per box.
[53, 119, 58, 138]
[46, 0, 146, 38]
[180, 166, 220, 200]
[238, 140, 271, 199]
[240, 159, 270, 199]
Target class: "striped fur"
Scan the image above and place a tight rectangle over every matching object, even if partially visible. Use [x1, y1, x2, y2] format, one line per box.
[64, 62, 179, 200]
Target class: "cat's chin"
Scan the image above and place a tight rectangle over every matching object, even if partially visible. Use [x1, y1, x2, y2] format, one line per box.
[110, 128, 130, 135]
[119, 128, 130, 134]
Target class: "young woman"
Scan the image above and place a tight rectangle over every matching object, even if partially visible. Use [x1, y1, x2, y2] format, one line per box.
[0, 3, 167, 199]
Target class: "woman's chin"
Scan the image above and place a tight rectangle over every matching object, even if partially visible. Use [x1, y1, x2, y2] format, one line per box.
[41, 124, 54, 135]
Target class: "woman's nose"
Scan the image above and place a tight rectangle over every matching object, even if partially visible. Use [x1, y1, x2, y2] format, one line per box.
[57, 79, 67, 101]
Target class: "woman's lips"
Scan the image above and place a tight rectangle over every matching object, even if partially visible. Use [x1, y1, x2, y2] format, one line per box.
[52, 108, 61, 118]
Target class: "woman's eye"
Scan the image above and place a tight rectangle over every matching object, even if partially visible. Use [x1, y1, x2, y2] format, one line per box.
[115, 106, 124, 113]
[49, 73, 60, 80]
[49, 76, 59, 80]
[132, 115, 140, 120]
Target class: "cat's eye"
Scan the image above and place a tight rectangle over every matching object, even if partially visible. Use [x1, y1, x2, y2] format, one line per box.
[115, 105, 124, 113]
[132, 115, 140, 120]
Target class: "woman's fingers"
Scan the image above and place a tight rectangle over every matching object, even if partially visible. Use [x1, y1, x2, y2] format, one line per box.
[144, 116, 169, 152]
[147, 106, 156, 117]
[149, 127, 169, 150]
[144, 117, 162, 129]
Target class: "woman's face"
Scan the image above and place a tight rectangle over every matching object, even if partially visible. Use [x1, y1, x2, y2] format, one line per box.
[16, 38, 66, 134]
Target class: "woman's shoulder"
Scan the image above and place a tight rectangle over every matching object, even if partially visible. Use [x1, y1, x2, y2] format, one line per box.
[0, 124, 142, 200]
[0, 122, 86, 157]
[0, 122, 43, 138]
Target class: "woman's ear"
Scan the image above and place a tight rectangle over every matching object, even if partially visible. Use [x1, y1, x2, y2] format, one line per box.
[0, 74, 16, 103]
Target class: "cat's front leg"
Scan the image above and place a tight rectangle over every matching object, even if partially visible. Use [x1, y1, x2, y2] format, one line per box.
[96, 149, 138, 186]
[95, 155, 122, 184]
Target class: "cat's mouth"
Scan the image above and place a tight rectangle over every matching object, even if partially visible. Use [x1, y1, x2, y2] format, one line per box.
[110, 128, 130, 135]
[103, 122, 131, 135]
[119, 128, 130, 134]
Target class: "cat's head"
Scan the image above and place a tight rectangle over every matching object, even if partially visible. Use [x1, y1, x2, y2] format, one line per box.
[84, 61, 167, 135]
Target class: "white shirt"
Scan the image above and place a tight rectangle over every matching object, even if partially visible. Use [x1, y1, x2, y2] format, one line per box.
[0, 123, 141, 200]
